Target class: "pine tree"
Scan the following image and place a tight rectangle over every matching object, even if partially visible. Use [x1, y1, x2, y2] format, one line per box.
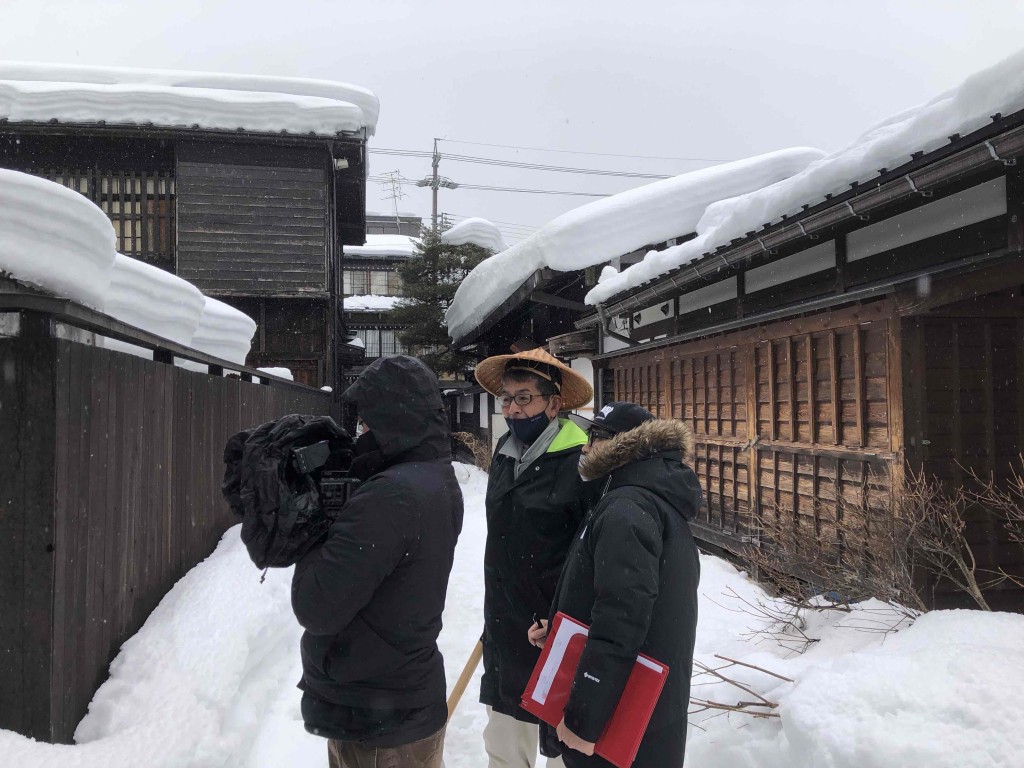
[387, 227, 491, 376]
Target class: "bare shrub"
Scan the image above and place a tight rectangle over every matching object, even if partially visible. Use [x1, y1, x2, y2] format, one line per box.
[452, 431, 492, 473]
[897, 466, 1000, 611]
[689, 655, 789, 721]
[744, 462, 1019, 616]
[959, 457, 1024, 592]
[745, 491, 925, 617]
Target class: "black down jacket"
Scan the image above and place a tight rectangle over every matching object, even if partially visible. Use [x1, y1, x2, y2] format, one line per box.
[543, 419, 701, 768]
[481, 418, 598, 721]
[291, 356, 464, 719]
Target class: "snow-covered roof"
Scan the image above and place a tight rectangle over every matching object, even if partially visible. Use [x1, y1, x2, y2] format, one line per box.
[344, 294, 404, 312]
[588, 46, 1024, 305]
[441, 218, 508, 253]
[366, 210, 420, 219]
[343, 234, 419, 258]
[445, 148, 824, 342]
[0, 61, 379, 137]
[1, 168, 256, 364]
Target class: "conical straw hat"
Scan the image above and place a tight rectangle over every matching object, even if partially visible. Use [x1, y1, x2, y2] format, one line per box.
[474, 347, 593, 410]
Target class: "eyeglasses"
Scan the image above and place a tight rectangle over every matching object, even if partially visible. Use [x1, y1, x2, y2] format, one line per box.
[588, 429, 614, 445]
[499, 392, 551, 408]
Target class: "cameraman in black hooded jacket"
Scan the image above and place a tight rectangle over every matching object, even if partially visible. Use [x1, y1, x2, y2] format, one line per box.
[291, 355, 464, 768]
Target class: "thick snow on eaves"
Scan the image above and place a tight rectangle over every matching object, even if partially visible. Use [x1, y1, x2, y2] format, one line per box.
[445, 147, 823, 342]
[1, 169, 256, 364]
[588, 46, 1024, 305]
[440, 218, 508, 253]
[0, 167, 116, 308]
[0, 61, 379, 136]
[103, 254, 206, 347]
[186, 297, 257, 367]
[343, 234, 419, 258]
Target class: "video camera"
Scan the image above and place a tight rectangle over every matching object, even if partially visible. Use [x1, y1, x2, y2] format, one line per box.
[290, 440, 361, 519]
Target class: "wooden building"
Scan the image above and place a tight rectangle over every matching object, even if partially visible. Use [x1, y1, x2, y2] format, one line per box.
[339, 229, 421, 385]
[0, 66, 376, 388]
[453, 110, 1024, 609]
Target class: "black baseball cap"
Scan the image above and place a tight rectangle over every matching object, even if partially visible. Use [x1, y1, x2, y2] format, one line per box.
[569, 402, 655, 438]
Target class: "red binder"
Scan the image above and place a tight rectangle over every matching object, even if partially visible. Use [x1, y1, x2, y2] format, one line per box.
[520, 612, 668, 768]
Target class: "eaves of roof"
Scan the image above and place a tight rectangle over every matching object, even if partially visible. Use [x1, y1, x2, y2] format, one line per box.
[0, 119, 367, 147]
[578, 109, 1024, 328]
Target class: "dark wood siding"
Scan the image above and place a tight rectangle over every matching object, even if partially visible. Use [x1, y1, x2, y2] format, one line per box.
[176, 144, 328, 296]
[902, 295, 1024, 607]
[0, 336, 334, 743]
[603, 300, 898, 553]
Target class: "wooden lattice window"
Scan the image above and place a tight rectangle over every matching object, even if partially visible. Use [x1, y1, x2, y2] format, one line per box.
[21, 167, 175, 266]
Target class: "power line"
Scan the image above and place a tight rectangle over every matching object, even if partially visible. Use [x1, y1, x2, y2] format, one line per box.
[370, 175, 613, 198]
[369, 147, 670, 179]
[456, 183, 611, 198]
[439, 138, 726, 164]
[446, 214, 539, 231]
[439, 152, 669, 179]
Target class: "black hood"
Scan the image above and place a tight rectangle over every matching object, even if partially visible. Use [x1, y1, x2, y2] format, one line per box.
[342, 355, 451, 463]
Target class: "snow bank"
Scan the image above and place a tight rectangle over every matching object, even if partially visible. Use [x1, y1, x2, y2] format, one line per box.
[0, 61, 379, 136]
[441, 218, 508, 253]
[0, 168, 116, 308]
[344, 294, 404, 311]
[589, 46, 1024, 305]
[2, 466, 1023, 768]
[189, 297, 257, 366]
[445, 148, 823, 341]
[343, 234, 419, 258]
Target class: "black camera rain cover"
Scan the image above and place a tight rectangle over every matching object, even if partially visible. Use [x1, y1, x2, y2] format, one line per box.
[222, 414, 354, 570]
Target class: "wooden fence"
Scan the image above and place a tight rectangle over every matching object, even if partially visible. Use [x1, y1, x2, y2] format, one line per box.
[0, 300, 336, 743]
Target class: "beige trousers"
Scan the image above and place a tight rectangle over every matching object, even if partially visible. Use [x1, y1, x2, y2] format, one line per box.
[483, 707, 565, 768]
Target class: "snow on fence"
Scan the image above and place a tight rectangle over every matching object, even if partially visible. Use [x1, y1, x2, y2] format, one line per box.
[0, 285, 336, 743]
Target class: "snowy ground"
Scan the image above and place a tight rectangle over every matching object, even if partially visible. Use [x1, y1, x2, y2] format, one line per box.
[3, 464, 1023, 767]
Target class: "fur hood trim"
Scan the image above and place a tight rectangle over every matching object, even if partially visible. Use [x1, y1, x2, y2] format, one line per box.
[579, 419, 694, 481]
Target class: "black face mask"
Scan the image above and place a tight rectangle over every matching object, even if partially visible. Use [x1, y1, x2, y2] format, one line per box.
[505, 411, 552, 445]
[348, 430, 383, 480]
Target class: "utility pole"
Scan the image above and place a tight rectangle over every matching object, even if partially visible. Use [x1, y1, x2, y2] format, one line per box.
[378, 170, 407, 228]
[431, 138, 440, 231]
[416, 140, 457, 226]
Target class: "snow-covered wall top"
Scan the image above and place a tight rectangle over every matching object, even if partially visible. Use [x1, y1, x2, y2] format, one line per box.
[344, 234, 419, 258]
[104, 254, 207, 346]
[1, 168, 256, 362]
[191, 297, 258, 366]
[440, 218, 508, 253]
[0, 61, 379, 137]
[588, 47, 1024, 305]
[0, 167, 116, 308]
[445, 147, 824, 342]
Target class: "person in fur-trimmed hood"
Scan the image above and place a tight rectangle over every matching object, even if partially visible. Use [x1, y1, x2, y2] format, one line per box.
[528, 403, 702, 768]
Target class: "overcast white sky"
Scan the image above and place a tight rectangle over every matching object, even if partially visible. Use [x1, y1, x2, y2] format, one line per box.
[3, 0, 1023, 244]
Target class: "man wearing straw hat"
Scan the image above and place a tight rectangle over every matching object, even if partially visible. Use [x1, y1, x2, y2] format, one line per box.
[474, 346, 596, 768]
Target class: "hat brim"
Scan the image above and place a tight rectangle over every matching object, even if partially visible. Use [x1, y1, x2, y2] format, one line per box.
[567, 412, 618, 439]
[475, 350, 593, 410]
